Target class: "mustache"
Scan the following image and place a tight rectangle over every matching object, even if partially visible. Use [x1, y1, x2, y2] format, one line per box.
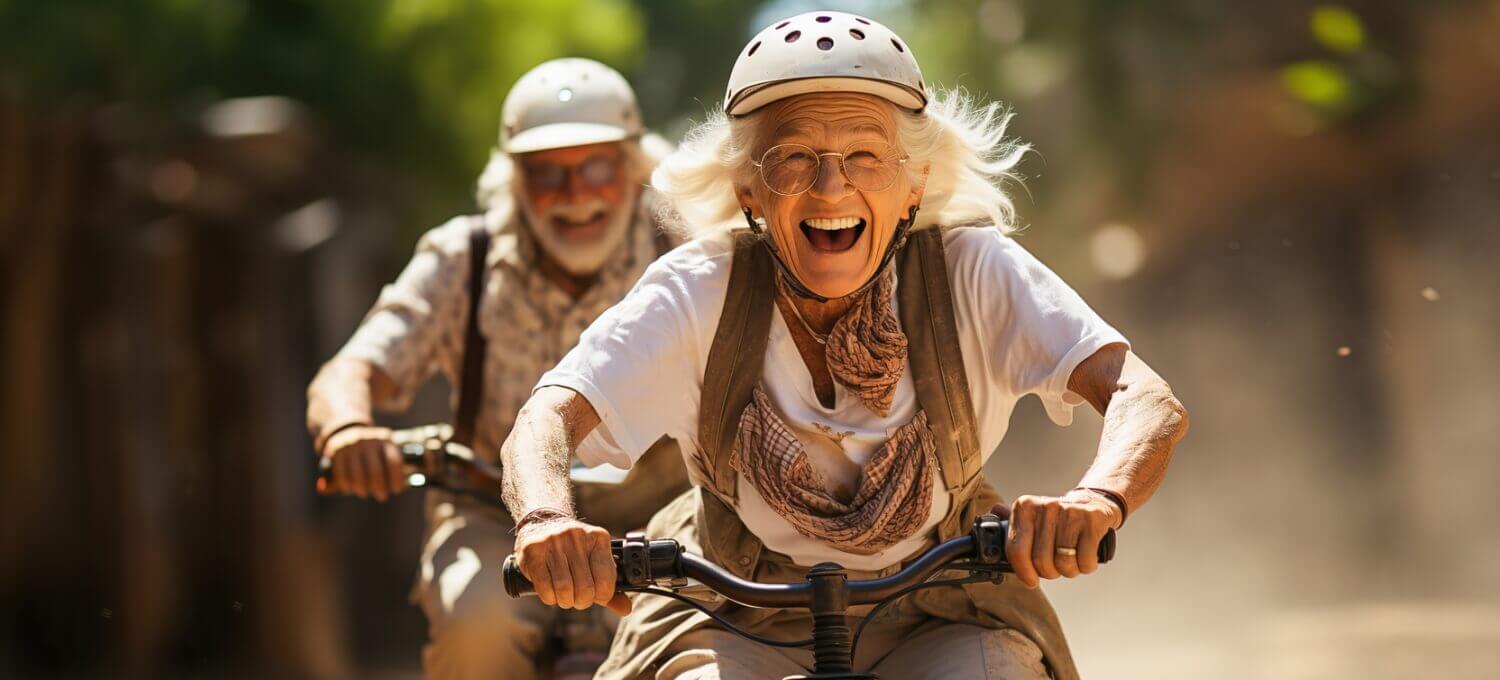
[546, 199, 611, 223]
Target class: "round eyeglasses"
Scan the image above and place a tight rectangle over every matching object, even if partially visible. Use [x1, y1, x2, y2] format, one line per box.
[752, 141, 908, 196]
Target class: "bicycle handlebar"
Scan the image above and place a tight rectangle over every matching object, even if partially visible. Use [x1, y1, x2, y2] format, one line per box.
[315, 435, 505, 505]
[502, 516, 1115, 609]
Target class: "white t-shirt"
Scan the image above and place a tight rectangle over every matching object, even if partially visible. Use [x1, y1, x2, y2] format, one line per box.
[538, 227, 1128, 570]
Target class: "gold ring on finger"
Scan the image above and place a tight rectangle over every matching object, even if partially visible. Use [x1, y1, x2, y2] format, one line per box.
[1055, 546, 1078, 557]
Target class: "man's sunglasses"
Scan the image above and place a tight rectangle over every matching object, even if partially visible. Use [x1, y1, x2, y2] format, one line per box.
[522, 155, 621, 193]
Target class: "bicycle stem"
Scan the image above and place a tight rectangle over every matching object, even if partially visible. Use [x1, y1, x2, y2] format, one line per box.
[800, 563, 863, 679]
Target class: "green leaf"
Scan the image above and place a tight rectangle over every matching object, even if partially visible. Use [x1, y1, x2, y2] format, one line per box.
[1310, 5, 1365, 54]
[1281, 60, 1351, 110]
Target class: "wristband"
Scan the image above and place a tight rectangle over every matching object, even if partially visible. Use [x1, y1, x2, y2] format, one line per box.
[316, 420, 373, 457]
[513, 506, 575, 535]
[1071, 486, 1129, 528]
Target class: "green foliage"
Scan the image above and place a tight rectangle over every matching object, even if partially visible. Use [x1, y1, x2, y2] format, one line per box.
[1280, 4, 1404, 125]
[0, 0, 1421, 238]
[1310, 5, 1366, 54]
[1282, 60, 1354, 111]
[0, 0, 647, 219]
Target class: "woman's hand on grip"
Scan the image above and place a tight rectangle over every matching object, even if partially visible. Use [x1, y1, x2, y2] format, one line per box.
[998, 490, 1121, 588]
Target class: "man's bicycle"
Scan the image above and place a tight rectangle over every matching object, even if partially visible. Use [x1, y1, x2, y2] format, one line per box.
[317, 425, 621, 680]
[502, 515, 1115, 679]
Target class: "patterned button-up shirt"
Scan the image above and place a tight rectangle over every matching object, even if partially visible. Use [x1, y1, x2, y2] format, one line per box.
[338, 197, 666, 462]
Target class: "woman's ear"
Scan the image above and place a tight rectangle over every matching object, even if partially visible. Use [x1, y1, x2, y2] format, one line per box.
[734, 183, 760, 220]
[906, 161, 931, 212]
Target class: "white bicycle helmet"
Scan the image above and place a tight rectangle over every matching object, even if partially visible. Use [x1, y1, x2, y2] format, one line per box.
[725, 11, 927, 116]
[501, 58, 643, 153]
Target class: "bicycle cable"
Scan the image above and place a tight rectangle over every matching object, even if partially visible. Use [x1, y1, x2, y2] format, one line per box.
[626, 587, 816, 649]
[847, 564, 1006, 670]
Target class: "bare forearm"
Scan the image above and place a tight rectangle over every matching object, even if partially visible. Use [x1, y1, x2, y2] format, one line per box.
[1069, 348, 1189, 517]
[500, 386, 602, 522]
[307, 357, 380, 453]
[506, 388, 623, 614]
[1001, 346, 1184, 586]
[1079, 383, 1187, 513]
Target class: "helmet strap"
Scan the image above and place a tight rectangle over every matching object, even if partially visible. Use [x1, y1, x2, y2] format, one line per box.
[741, 205, 918, 304]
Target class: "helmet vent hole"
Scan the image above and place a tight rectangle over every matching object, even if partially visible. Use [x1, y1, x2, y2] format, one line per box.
[817, 37, 834, 50]
[849, 28, 865, 40]
[815, 15, 831, 23]
[891, 38, 905, 53]
[785, 30, 801, 43]
[855, 17, 871, 25]
[748, 41, 761, 56]
[776, 21, 790, 29]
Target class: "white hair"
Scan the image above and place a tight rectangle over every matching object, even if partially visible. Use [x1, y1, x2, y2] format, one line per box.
[473, 132, 675, 219]
[652, 88, 1029, 241]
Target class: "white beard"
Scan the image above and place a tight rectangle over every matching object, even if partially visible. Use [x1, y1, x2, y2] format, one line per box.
[520, 196, 634, 275]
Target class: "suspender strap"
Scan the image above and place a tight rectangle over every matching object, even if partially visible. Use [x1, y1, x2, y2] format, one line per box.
[452, 216, 491, 448]
[696, 231, 775, 502]
[897, 229, 984, 538]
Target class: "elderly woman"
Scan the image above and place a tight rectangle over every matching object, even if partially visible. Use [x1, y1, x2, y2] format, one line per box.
[502, 12, 1188, 680]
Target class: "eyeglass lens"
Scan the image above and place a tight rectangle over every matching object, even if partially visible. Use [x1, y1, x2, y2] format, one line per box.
[759, 141, 902, 195]
[524, 155, 620, 192]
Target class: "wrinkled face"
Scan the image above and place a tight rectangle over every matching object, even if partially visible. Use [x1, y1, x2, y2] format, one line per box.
[736, 94, 926, 299]
[517, 141, 636, 275]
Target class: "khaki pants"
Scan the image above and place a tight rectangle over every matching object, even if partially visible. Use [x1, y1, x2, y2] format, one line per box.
[652, 604, 1050, 680]
[412, 496, 629, 680]
[411, 438, 689, 680]
[411, 495, 555, 680]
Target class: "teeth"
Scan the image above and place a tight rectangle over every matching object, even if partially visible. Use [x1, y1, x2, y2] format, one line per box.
[556, 211, 603, 225]
[802, 217, 862, 230]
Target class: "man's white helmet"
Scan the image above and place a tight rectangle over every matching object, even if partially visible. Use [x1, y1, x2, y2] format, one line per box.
[725, 11, 927, 117]
[501, 58, 643, 154]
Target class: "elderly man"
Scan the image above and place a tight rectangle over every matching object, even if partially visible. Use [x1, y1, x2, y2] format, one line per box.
[306, 58, 687, 679]
[502, 13, 1188, 680]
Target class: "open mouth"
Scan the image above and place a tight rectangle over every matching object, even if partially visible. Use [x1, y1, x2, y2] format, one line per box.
[800, 217, 866, 253]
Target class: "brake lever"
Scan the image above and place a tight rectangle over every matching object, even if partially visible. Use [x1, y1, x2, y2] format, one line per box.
[972, 515, 1007, 565]
[617, 532, 652, 587]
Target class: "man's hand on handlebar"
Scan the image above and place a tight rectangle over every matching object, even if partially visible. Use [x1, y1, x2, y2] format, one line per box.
[322, 425, 407, 502]
[514, 518, 632, 616]
[1000, 490, 1122, 589]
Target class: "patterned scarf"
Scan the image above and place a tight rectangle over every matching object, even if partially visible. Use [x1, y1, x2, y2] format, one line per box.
[824, 269, 908, 416]
[730, 268, 939, 555]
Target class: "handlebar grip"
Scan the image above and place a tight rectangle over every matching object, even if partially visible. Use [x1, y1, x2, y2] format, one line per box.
[315, 457, 334, 495]
[992, 518, 1115, 564]
[503, 555, 534, 598]
[1098, 528, 1116, 563]
[313, 443, 425, 495]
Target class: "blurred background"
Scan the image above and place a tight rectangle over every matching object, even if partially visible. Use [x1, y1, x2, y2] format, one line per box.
[3, 0, 1498, 677]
